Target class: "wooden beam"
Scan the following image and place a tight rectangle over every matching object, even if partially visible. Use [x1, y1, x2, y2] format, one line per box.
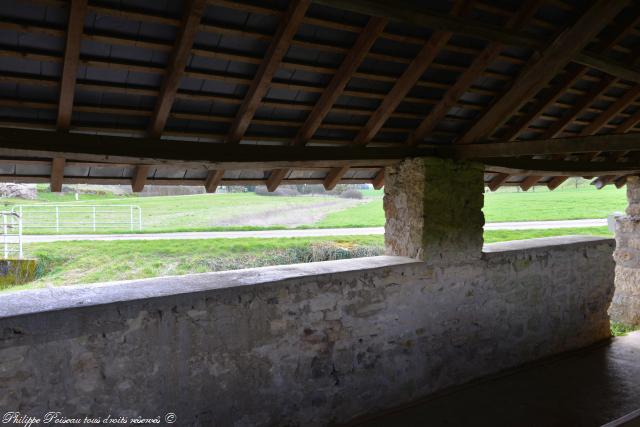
[312, 0, 544, 51]
[49, 157, 65, 192]
[458, 0, 628, 145]
[573, 52, 640, 85]
[407, 0, 541, 147]
[487, 173, 510, 192]
[267, 16, 387, 191]
[148, 0, 207, 138]
[494, 11, 640, 192]
[136, 0, 207, 193]
[516, 74, 618, 188]
[523, 15, 640, 190]
[454, 133, 640, 159]
[323, 166, 349, 190]
[225, 0, 310, 144]
[0, 127, 436, 168]
[355, 30, 453, 146]
[204, 170, 225, 193]
[498, 64, 586, 141]
[266, 168, 288, 192]
[314, 0, 639, 87]
[372, 169, 385, 190]
[324, 1, 467, 188]
[131, 165, 150, 193]
[546, 175, 567, 190]
[484, 158, 640, 177]
[294, 16, 387, 146]
[57, 0, 87, 130]
[55, 0, 86, 193]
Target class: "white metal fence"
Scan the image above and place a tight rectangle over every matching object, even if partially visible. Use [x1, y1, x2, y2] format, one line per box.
[1, 212, 22, 259]
[11, 205, 142, 233]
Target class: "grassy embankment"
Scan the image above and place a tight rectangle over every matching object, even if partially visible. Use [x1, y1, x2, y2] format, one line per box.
[11, 226, 610, 289]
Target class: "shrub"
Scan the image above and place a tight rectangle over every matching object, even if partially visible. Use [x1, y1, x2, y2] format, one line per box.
[340, 189, 363, 199]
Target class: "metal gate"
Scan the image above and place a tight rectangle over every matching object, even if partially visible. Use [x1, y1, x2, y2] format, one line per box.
[11, 204, 142, 233]
[1, 212, 22, 259]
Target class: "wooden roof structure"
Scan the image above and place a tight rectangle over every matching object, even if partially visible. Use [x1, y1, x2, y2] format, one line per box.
[1, 0, 640, 192]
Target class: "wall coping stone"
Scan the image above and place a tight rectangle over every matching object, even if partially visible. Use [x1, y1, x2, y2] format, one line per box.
[0, 256, 420, 320]
[0, 236, 613, 320]
[483, 235, 614, 254]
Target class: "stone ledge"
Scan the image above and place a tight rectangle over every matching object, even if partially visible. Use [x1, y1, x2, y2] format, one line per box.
[483, 235, 614, 254]
[0, 256, 419, 320]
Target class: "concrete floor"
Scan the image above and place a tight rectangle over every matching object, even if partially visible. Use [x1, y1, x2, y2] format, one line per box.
[357, 332, 640, 427]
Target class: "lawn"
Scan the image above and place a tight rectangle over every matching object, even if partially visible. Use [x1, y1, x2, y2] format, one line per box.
[313, 185, 627, 228]
[5, 192, 361, 233]
[1, 184, 627, 233]
[8, 226, 611, 291]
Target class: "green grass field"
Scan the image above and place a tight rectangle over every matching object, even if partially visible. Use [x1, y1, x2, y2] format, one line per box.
[315, 186, 626, 228]
[6, 226, 610, 290]
[3, 185, 627, 233]
[0, 184, 623, 290]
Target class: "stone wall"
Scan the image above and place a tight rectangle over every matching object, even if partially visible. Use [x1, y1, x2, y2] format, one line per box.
[384, 157, 485, 263]
[0, 236, 614, 426]
[611, 176, 640, 326]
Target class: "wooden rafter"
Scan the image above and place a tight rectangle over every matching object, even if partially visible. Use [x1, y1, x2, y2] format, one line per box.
[519, 75, 617, 191]
[458, 1, 628, 146]
[50, 157, 66, 193]
[132, 0, 207, 193]
[323, 1, 468, 189]
[478, 1, 633, 191]
[225, 0, 310, 145]
[532, 16, 640, 190]
[407, 0, 541, 147]
[148, 0, 207, 138]
[371, 169, 385, 190]
[267, 15, 387, 191]
[53, 0, 87, 192]
[57, 0, 86, 131]
[204, 170, 225, 193]
[215, 0, 310, 192]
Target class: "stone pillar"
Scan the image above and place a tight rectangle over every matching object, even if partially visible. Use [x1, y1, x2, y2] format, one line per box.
[611, 176, 640, 326]
[383, 157, 485, 264]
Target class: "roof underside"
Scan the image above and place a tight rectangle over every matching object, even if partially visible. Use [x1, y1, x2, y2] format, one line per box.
[0, 0, 639, 192]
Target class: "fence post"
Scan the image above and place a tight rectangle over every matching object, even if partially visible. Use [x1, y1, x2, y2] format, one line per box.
[3, 214, 7, 259]
[93, 206, 96, 232]
[138, 207, 142, 231]
[18, 214, 22, 259]
[55, 206, 60, 233]
[130, 205, 134, 231]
